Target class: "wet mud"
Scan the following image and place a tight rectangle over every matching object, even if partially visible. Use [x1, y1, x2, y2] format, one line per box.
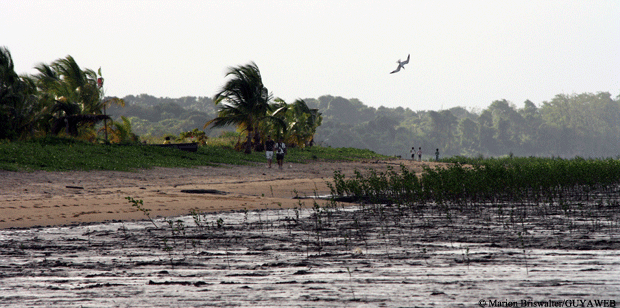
[1, 197, 620, 307]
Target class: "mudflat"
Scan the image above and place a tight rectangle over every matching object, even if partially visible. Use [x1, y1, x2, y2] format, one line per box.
[1, 160, 619, 306]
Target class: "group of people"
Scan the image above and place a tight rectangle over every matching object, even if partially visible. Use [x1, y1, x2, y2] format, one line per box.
[265, 135, 286, 169]
[263, 136, 441, 169]
[411, 146, 441, 162]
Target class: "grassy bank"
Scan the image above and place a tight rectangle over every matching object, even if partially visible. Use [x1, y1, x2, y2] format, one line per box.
[0, 137, 388, 172]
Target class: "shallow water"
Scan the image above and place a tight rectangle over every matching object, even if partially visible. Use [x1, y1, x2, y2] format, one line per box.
[1, 202, 619, 307]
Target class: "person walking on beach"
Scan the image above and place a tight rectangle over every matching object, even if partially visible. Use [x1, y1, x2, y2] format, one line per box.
[410, 146, 416, 160]
[265, 135, 275, 168]
[417, 147, 422, 162]
[275, 137, 287, 170]
[435, 148, 440, 161]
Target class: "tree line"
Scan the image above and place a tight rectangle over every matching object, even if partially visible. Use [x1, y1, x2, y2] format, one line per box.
[0, 47, 128, 142]
[0, 48, 322, 150]
[306, 92, 620, 158]
[3, 46, 619, 158]
[108, 91, 620, 159]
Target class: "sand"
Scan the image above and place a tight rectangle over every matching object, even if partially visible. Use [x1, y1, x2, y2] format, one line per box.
[0, 159, 432, 229]
[1, 159, 619, 306]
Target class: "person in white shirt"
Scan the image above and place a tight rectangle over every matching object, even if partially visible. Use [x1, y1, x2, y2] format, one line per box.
[275, 138, 287, 170]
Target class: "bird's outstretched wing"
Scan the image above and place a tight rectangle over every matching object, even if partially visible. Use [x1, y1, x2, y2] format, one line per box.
[390, 54, 410, 74]
[401, 54, 410, 65]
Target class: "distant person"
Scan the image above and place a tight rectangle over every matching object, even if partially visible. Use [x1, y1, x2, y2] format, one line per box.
[435, 148, 440, 161]
[163, 136, 171, 144]
[410, 146, 416, 160]
[275, 138, 287, 170]
[265, 135, 275, 168]
[417, 147, 422, 162]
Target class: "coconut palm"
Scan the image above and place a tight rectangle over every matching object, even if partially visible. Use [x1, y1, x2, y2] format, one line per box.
[32, 56, 110, 137]
[0, 47, 42, 139]
[35, 56, 100, 111]
[287, 99, 322, 147]
[0, 47, 19, 105]
[1, 46, 24, 139]
[264, 98, 322, 148]
[258, 97, 288, 140]
[206, 62, 279, 153]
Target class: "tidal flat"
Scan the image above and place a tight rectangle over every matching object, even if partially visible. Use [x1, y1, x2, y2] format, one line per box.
[1, 197, 619, 307]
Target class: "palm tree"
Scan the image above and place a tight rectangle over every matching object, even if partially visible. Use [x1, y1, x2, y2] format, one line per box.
[0, 47, 19, 107]
[205, 62, 277, 153]
[265, 98, 322, 148]
[288, 99, 322, 147]
[33, 56, 110, 138]
[1, 46, 24, 139]
[0, 46, 41, 140]
[261, 98, 289, 140]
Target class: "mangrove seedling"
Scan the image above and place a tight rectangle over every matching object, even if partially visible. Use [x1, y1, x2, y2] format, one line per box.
[125, 196, 158, 228]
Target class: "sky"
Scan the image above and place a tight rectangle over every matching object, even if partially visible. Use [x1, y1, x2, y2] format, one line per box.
[2, 0, 619, 111]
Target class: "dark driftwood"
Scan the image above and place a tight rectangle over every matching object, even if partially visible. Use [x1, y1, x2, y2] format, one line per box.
[180, 189, 227, 195]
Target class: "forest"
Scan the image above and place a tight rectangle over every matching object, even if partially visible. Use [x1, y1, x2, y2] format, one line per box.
[2, 46, 619, 158]
[104, 92, 620, 158]
[306, 92, 620, 158]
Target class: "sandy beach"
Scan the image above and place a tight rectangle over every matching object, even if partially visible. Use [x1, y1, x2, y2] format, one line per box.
[0, 159, 433, 229]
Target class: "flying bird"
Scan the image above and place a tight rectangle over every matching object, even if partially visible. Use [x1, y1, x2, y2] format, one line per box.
[390, 54, 410, 74]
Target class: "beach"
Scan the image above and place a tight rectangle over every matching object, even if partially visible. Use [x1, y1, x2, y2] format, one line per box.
[1, 159, 619, 307]
[0, 159, 430, 229]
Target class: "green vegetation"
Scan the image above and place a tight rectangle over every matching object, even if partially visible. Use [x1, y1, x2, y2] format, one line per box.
[331, 156, 620, 207]
[5, 46, 620, 159]
[1, 48, 323, 155]
[0, 137, 387, 172]
[206, 62, 322, 152]
[108, 92, 620, 159]
[114, 155, 620, 274]
[326, 155, 620, 262]
[309, 94, 620, 158]
[1, 47, 130, 143]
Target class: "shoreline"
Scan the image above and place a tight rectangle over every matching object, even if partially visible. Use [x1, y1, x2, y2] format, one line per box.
[2, 159, 619, 306]
[0, 159, 440, 229]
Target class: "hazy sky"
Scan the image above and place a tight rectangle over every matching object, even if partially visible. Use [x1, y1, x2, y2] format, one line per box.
[3, 0, 619, 110]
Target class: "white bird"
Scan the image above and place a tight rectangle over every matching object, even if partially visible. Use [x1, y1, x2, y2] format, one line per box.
[390, 54, 410, 74]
